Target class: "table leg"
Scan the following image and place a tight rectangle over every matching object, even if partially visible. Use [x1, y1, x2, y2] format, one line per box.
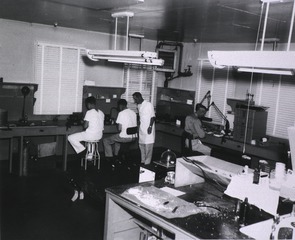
[63, 134, 68, 171]
[9, 138, 13, 173]
[19, 136, 24, 176]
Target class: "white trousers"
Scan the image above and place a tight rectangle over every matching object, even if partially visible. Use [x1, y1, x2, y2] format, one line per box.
[139, 143, 154, 165]
[186, 139, 211, 156]
[68, 131, 99, 154]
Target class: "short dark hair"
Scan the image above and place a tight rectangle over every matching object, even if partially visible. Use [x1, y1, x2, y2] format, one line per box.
[195, 103, 207, 112]
[85, 96, 96, 105]
[117, 99, 127, 107]
[132, 92, 142, 98]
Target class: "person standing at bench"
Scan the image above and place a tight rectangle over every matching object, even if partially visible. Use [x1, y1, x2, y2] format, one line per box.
[132, 92, 155, 165]
[68, 96, 104, 158]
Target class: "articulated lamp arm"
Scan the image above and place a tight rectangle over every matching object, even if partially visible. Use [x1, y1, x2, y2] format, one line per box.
[208, 101, 230, 135]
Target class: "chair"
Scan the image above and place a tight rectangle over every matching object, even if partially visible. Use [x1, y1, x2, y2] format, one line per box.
[81, 140, 100, 170]
[181, 130, 204, 157]
[117, 126, 138, 162]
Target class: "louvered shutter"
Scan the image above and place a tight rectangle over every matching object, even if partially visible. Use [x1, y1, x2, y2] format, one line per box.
[34, 43, 84, 114]
[257, 75, 280, 136]
[275, 76, 295, 137]
[198, 60, 235, 125]
[122, 64, 155, 112]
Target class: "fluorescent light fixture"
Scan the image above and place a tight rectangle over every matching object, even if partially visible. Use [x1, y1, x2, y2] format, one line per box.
[129, 33, 144, 38]
[87, 50, 157, 58]
[261, 0, 293, 3]
[85, 11, 164, 66]
[86, 49, 164, 66]
[208, 0, 295, 77]
[208, 51, 295, 75]
[237, 67, 294, 75]
[111, 11, 134, 18]
[108, 59, 164, 65]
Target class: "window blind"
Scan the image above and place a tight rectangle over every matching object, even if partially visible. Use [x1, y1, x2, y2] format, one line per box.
[34, 43, 84, 115]
[198, 60, 235, 124]
[257, 75, 280, 136]
[256, 74, 295, 138]
[275, 76, 295, 137]
[122, 64, 155, 112]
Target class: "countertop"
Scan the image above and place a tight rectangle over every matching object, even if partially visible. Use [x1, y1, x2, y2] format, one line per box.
[106, 179, 272, 239]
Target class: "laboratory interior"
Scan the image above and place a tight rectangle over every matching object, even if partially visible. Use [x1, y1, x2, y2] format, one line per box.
[2, 0, 295, 239]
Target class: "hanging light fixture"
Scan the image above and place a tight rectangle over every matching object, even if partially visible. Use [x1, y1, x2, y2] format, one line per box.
[208, 0, 295, 76]
[86, 11, 164, 66]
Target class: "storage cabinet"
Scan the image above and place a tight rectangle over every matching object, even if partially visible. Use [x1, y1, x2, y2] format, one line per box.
[82, 86, 125, 122]
[0, 82, 38, 121]
[233, 107, 268, 143]
[156, 87, 195, 127]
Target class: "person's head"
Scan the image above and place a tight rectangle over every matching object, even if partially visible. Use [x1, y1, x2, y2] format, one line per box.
[117, 99, 128, 112]
[132, 92, 144, 105]
[85, 96, 96, 110]
[195, 103, 207, 118]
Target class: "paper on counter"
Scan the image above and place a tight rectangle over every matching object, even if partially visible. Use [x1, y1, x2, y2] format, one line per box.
[239, 218, 273, 239]
[224, 174, 280, 216]
[288, 126, 295, 172]
[121, 186, 210, 219]
[160, 187, 185, 196]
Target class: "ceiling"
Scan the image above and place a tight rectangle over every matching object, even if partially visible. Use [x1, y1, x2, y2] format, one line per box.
[0, 0, 294, 43]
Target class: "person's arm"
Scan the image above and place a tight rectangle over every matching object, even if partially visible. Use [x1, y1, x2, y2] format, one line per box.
[185, 116, 205, 139]
[192, 119, 205, 139]
[83, 110, 89, 130]
[147, 117, 155, 134]
[116, 111, 123, 133]
[83, 120, 89, 130]
[117, 123, 122, 132]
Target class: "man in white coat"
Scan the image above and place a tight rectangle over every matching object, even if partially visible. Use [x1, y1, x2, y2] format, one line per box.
[132, 92, 155, 165]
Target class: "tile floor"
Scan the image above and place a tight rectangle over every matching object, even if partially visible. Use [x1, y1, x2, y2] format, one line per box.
[0, 147, 169, 240]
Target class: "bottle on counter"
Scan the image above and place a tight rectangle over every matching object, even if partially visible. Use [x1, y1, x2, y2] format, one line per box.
[239, 197, 250, 226]
[253, 168, 260, 184]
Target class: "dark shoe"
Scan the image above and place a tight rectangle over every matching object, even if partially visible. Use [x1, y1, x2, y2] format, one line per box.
[105, 156, 114, 162]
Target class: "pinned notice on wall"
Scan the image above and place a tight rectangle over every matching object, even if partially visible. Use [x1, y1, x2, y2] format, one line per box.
[113, 94, 117, 98]
[106, 99, 111, 103]
[187, 99, 193, 105]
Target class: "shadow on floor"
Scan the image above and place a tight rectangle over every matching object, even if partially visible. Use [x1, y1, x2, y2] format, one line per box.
[0, 147, 172, 240]
[0, 149, 143, 240]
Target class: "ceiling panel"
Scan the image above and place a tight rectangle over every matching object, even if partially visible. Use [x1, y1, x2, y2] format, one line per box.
[0, 0, 294, 43]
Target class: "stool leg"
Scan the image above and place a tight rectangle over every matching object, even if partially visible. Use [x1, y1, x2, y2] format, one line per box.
[93, 142, 96, 167]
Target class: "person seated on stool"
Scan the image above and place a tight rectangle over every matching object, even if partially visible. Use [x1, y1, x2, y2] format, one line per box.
[185, 103, 211, 155]
[103, 99, 137, 160]
[68, 96, 104, 159]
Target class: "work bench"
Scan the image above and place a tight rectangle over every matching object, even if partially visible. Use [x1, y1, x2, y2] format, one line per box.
[104, 179, 268, 239]
[0, 122, 118, 176]
[155, 122, 288, 169]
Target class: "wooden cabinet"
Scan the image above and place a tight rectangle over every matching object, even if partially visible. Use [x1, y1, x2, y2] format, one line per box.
[233, 107, 268, 143]
[156, 87, 195, 126]
[82, 86, 125, 121]
[0, 82, 38, 121]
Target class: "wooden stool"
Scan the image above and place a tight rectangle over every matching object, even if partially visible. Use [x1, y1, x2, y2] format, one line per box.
[81, 140, 100, 170]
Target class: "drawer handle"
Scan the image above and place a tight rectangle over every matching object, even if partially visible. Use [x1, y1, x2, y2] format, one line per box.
[40, 129, 44, 132]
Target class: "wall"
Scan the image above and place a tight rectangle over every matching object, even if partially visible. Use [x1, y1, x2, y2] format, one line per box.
[0, 19, 158, 87]
[163, 42, 259, 97]
[1, 19, 293, 161]
[0, 19, 160, 161]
